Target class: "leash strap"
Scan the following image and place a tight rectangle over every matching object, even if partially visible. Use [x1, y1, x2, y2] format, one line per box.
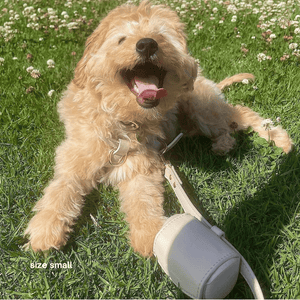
[164, 163, 264, 299]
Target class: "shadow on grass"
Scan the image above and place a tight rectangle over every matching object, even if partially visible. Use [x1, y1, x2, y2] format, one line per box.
[224, 151, 300, 299]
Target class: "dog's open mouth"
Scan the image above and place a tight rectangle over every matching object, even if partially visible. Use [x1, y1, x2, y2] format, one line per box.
[121, 62, 168, 109]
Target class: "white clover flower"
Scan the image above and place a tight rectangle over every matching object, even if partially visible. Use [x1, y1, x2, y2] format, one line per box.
[82, 7, 87, 12]
[48, 90, 55, 97]
[47, 8, 56, 15]
[257, 53, 267, 62]
[26, 66, 34, 73]
[242, 79, 249, 84]
[260, 23, 268, 30]
[219, 20, 223, 24]
[261, 119, 274, 130]
[12, 57, 18, 60]
[289, 43, 298, 50]
[61, 11, 68, 15]
[39, 37, 44, 41]
[259, 15, 266, 21]
[227, 4, 237, 14]
[270, 33, 276, 38]
[65, 0, 72, 8]
[0, 57, 4, 66]
[212, 7, 218, 13]
[251, 36, 256, 39]
[294, 28, 300, 35]
[47, 59, 55, 68]
[30, 69, 41, 78]
[64, 14, 69, 19]
[67, 22, 78, 29]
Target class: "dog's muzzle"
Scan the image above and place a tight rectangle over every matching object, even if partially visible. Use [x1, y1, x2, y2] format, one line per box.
[121, 38, 168, 109]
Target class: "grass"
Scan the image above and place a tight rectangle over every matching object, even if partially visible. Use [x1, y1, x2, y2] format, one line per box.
[1, 0, 300, 298]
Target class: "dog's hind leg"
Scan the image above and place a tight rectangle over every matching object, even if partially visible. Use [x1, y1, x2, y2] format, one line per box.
[228, 104, 293, 153]
[178, 75, 293, 154]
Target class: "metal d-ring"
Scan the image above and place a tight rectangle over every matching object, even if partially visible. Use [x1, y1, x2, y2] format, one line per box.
[108, 149, 128, 166]
[108, 138, 131, 166]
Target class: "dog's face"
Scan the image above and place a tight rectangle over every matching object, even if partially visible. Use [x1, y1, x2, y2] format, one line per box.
[73, 1, 197, 119]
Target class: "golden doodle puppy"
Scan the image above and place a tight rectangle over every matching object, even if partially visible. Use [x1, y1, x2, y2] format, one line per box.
[24, 0, 293, 256]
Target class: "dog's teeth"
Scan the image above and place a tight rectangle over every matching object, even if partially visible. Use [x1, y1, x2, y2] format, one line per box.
[133, 83, 139, 93]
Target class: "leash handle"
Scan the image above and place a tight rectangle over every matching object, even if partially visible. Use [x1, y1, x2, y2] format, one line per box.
[164, 163, 264, 299]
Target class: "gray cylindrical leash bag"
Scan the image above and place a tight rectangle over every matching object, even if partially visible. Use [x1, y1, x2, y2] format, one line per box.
[153, 163, 264, 299]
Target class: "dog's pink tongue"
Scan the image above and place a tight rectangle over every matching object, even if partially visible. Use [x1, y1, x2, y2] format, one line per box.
[132, 76, 167, 103]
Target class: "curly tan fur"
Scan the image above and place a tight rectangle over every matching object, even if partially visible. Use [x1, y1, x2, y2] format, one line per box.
[24, 1, 293, 257]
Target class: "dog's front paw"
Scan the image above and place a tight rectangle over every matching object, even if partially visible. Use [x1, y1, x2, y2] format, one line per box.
[24, 210, 71, 252]
[130, 231, 156, 257]
[129, 218, 165, 257]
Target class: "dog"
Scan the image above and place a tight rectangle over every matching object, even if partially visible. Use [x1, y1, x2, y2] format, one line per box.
[24, 0, 293, 257]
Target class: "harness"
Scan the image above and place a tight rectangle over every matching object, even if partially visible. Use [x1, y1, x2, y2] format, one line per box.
[107, 121, 183, 166]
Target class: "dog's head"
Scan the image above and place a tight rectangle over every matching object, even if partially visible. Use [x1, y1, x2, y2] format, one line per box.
[73, 0, 197, 117]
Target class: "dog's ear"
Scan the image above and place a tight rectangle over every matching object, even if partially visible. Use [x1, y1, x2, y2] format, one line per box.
[72, 20, 110, 89]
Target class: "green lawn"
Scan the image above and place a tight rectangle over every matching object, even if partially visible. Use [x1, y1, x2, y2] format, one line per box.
[1, 0, 300, 298]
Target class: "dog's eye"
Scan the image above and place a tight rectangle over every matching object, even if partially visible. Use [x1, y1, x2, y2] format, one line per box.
[118, 37, 126, 45]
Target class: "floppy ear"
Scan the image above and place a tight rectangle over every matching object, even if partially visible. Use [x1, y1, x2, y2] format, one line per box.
[72, 19, 110, 88]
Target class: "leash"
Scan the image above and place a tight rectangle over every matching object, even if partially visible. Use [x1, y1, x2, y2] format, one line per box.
[162, 134, 264, 299]
[164, 162, 264, 299]
[107, 128, 264, 298]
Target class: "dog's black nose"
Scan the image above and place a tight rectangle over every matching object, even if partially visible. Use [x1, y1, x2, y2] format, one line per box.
[136, 38, 158, 58]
